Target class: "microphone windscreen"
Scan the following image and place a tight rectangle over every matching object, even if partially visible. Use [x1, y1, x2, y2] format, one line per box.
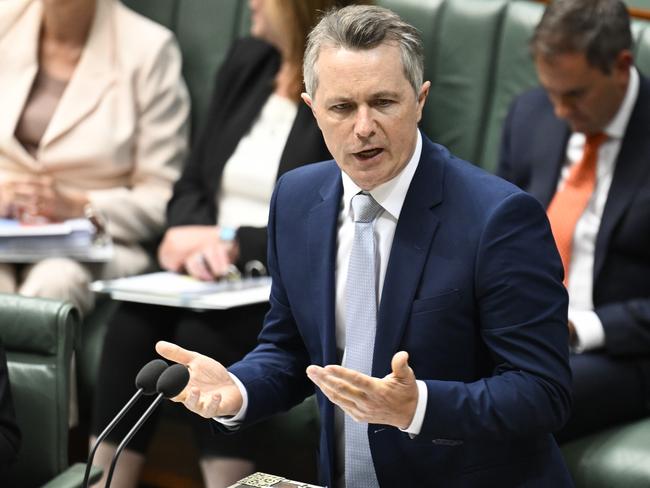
[135, 359, 169, 395]
[156, 363, 190, 398]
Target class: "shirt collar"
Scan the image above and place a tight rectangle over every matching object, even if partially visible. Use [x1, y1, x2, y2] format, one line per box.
[341, 130, 422, 221]
[603, 66, 639, 139]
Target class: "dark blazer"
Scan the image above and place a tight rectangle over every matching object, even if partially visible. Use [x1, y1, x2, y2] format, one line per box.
[230, 135, 573, 487]
[165, 37, 330, 268]
[498, 74, 650, 361]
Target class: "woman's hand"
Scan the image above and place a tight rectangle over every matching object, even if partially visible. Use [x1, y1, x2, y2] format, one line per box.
[10, 176, 88, 222]
[158, 225, 222, 273]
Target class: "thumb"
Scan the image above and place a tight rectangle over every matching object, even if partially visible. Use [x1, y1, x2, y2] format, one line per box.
[391, 351, 413, 380]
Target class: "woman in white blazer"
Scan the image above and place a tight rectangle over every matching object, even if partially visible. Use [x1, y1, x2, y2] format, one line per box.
[0, 0, 189, 315]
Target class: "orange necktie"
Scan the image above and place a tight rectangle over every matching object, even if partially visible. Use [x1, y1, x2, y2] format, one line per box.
[547, 132, 607, 285]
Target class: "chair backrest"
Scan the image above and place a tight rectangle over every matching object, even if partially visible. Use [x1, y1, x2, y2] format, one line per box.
[0, 294, 78, 487]
[118, 0, 650, 172]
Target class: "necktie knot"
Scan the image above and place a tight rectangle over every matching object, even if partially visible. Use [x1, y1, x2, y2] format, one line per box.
[586, 132, 607, 149]
[351, 192, 382, 223]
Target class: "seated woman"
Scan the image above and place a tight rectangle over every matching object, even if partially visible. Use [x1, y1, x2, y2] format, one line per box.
[91, 1, 368, 486]
[0, 0, 189, 316]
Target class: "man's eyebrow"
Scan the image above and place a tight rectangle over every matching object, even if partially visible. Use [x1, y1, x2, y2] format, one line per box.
[543, 83, 587, 98]
[372, 91, 401, 99]
[324, 91, 402, 104]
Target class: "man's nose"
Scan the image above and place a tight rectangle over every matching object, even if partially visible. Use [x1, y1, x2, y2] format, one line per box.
[553, 96, 575, 121]
[354, 107, 376, 139]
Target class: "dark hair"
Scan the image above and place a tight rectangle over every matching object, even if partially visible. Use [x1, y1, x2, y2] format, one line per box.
[530, 0, 632, 73]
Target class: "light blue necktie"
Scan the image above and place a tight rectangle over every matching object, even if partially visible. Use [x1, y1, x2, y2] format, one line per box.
[343, 192, 382, 488]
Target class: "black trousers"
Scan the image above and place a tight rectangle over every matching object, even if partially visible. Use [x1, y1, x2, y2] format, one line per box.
[555, 351, 650, 444]
[91, 300, 269, 459]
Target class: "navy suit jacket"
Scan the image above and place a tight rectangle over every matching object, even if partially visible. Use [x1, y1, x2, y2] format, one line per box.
[498, 75, 650, 365]
[230, 135, 573, 487]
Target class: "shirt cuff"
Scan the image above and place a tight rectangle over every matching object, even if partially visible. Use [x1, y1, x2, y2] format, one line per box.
[399, 380, 428, 436]
[569, 308, 605, 352]
[212, 372, 248, 426]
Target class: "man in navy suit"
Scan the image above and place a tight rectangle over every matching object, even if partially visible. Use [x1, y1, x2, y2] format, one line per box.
[499, 0, 650, 443]
[158, 5, 573, 486]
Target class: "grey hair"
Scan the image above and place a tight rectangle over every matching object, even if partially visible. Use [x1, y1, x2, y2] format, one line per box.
[530, 0, 632, 73]
[303, 5, 424, 97]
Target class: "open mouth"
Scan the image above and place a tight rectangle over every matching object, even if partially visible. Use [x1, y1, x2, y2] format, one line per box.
[353, 148, 383, 160]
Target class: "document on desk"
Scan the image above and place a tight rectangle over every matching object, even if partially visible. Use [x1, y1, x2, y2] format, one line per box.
[0, 218, 113, 262]
[227, 472, 324, 487]
[91, 271, 272, 310]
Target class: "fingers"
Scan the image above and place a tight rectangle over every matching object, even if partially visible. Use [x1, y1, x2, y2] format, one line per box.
[184, 386, 222, 418]
[307, 365, 371, 406]
[184, 251, 215, 281]
[203, 243, 231, 277]
[308, 361, 418, 427]
[12, 179, 57, 220]
[155, 340, 197, 365]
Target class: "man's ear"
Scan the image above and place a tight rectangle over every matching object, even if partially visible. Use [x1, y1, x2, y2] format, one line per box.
[301, 92, 322, 131]
[614, 49, 633, 74]
[418, 81, 431, 105]
[301, 92, 314, 110]
[416, 81, 431, 123]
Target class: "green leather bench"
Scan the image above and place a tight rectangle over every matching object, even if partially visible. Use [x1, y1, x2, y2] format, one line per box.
[74, 1, 650, 485]
[0, 294, 101, 487]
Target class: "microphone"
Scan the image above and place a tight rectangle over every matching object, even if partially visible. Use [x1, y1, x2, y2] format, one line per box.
[82, 359, 168, 488]
[104, 363, 190, 488]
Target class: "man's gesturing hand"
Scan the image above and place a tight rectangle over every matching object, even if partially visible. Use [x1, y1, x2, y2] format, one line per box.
[306, 351, 418, 429]
[155, 341, 243, 418]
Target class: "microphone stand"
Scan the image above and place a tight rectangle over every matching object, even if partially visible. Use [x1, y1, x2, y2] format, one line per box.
[104, 393, 165, 488]
[82, 388, 143, 488]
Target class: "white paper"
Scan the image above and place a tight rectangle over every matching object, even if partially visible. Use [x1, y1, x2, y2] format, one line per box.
[91, 271, 271, 310]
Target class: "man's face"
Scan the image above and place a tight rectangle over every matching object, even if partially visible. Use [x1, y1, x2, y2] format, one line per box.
[303, 43, 430, 190]
[535, 50, 631, 135]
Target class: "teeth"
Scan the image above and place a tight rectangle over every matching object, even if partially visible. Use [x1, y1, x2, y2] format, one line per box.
[358, 149, 381, 158]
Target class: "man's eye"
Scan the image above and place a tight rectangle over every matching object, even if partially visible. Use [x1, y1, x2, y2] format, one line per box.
[331, 103, 351, 112]
[374, 99, 394, 107]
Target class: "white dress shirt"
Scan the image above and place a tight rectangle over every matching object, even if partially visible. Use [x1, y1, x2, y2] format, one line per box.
[563, 68, 639, 351]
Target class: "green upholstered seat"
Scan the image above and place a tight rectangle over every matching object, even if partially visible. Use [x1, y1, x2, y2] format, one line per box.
[0, 294, 100, 487]
[561, 417, 650, 487]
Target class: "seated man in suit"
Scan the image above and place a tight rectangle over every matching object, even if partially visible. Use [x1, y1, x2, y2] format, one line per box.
[157, 5, 574, 486]
[499, 0, 650, 443]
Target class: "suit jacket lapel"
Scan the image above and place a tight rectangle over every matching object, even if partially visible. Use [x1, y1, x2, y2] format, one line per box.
[0, 0, 40, 162]
[532, 112, 569, 207]
[373, 137, 442, 376]
[594, 76, 650, 281]
[308, 168, 342, 367]
[41, 0, 116, 147]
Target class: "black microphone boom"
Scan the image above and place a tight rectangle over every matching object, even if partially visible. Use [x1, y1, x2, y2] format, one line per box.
[81, 359, 168, 488]
[104, 363, 190, 488]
